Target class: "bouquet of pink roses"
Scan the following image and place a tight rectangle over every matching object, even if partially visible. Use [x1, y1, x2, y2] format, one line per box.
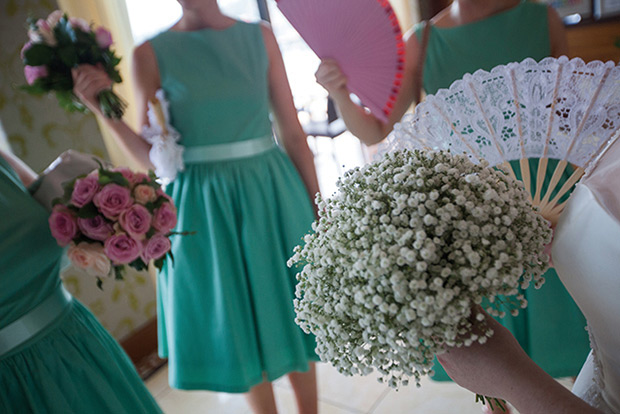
[49, 163, 180, 288]
[21, 10, 125, 119]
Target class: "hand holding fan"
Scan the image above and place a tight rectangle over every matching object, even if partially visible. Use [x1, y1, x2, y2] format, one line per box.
[276, 0, 405, 122]
[382, 56, 620, 225]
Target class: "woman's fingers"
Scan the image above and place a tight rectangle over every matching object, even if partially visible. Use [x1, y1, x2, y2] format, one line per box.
[72, 65, 113, 112]
[315, 59, 347, 92]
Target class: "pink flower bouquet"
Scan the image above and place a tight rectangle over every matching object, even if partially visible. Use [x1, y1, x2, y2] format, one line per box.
[21, 10, 125, 119]
[49, 163, 182, 288]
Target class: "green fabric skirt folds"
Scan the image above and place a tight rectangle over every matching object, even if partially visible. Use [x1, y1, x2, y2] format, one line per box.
[158, 147, 319, 392]
[0, 300, 161, 413]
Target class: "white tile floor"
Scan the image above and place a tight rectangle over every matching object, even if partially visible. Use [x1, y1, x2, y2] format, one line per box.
[145, 362, 479, 414]
[146, 362, 574, 413]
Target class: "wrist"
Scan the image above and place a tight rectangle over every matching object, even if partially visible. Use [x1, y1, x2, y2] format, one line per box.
[329, 87, 350, 103]
[505, 362, 587, 413]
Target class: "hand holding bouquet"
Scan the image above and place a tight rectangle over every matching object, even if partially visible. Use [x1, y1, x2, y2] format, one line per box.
[48, 163, 180, 288]
[21, 10, 125, 119]
[289, 149, 551, 391]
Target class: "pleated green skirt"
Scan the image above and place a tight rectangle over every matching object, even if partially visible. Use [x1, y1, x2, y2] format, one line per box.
[0, 300, 161, 413]
[158, 146, 319, 392]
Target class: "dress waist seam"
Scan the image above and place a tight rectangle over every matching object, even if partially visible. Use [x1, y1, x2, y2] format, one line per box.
[183, 135, 276, 164]
[0, 286, 73, 359]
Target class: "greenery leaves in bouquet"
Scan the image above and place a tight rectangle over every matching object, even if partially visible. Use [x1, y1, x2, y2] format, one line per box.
[21, 11, 125, 119]
[289, 149, 552, 390]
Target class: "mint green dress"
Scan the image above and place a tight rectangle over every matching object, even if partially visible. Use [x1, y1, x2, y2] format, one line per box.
[415, 1, 590, 380]
[149, 21, 319, 392]
[0, 156, 161, 413]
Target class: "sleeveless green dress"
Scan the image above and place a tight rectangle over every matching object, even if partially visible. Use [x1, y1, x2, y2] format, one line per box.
[0, 156, 161, 413]
[149, 21, 319, 392]
[414, 1, 590, 380]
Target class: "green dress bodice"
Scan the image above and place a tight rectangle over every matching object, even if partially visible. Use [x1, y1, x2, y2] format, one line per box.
[149, 21, 273, 147]
[415, 1, 550, 96]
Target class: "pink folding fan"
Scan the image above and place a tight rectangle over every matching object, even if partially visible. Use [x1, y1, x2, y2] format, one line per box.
[275, 0, 405, 122]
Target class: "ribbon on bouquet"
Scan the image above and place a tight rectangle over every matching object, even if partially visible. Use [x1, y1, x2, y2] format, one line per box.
[141, 89, 184, 184]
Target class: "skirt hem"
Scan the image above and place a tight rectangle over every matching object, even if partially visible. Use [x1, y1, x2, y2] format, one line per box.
[169, 356, 321, 393]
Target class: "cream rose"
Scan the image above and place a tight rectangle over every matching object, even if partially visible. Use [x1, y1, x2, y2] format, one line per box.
[67, 242, 111, 278]
[133, 184, 157, 205]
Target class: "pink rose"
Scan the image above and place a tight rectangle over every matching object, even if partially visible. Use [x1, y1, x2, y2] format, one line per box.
[104, 233, 142, 264]
[133, 184, 157, 204]
[152, 201, 177, 233]
[67, 242, 111, 277]
[24, 65, 48, 85]
[95, 27, 113, 49]
[21, 41, 32, 59]
[69, 17, 91, 33]
[141, 235, 171, 262]
[36, 18, 51, 32]
[93, 184, 133, 219]
[49, 206, 78, 246]
[78, 215, 113, 241]
[34, 18, 56, 46]
[131, 172, 150, 186]
[46, 10, 63, 29]
[71, 174, 100, 207]
[119, 204, 152, 239]
[113, 167, 134, 183]
[156, 190, 174, 204]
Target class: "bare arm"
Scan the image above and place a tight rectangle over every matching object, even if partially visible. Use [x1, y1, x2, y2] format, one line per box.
[547, 5, 569, 57]
[0, 149, 37, 187]
[261, 22, 321, 216]
[437, 310, 600, 414]
[314, 28, 421, 145]
[72, 42, 161, 170]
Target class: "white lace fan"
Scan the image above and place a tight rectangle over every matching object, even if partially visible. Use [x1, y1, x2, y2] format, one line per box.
[383, 56, 620, 225]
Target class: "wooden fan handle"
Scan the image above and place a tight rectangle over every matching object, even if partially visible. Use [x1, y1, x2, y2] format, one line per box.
[499, 161, 518, 184]
[149, 97, 169, 137]
[533, 157, 549, 204]
[519, 158, 532, 203]
[539, 159, 567, 208]
[540, 166, 584, 217]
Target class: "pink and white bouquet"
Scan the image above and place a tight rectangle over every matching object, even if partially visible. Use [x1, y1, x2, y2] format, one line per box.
[49, 163, 180, 288]
[21, 10, 125, 119]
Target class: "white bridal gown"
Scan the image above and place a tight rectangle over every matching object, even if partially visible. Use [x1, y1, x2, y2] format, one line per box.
[552, 137, 620, 414]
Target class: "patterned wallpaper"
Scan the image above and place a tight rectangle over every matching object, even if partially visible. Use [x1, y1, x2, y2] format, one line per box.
[0, 0, 156, 341]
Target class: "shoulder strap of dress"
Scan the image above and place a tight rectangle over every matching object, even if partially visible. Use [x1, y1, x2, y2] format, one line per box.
[413, 20, 431, 105]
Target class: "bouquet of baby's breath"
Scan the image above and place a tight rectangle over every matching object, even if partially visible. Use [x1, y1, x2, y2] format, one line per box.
[289, 149, 551, 389]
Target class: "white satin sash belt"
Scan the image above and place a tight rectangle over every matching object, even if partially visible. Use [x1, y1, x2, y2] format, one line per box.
[183, 135, 276, 164]
[0, 286, 72, 358]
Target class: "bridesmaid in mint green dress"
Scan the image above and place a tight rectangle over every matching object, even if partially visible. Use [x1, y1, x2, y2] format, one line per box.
[71, 1, 321, 412]
[411, 0, 589, 382]
[0, 150, 161, 413]
[148, 20, 320, 392]
[315, 0, 589, 389]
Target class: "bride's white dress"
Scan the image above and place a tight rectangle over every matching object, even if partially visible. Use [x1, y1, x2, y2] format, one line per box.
[552, 139, 620, 414]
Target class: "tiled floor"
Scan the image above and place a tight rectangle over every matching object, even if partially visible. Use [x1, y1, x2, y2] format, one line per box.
[146, 362, 481, 414]
[146, 362, 574, 413]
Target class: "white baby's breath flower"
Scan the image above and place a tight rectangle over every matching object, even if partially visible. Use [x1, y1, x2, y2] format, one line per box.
[289, 149, 551, 389]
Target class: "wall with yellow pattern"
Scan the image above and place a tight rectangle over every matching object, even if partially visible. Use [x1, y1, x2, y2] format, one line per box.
[0, 0, 156, 341]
